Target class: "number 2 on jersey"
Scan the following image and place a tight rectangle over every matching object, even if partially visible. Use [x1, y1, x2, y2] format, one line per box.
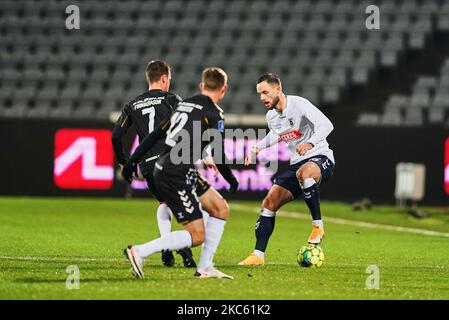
[165, 112, 188, 147]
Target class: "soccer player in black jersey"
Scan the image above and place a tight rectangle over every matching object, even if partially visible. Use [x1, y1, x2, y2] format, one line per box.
[122, 68, 238, 279]
[112, 60, 197, 268]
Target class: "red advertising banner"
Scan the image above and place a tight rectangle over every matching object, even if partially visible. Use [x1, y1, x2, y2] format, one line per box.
[444, 138, 449, 194]
[54, 129, 114, 190]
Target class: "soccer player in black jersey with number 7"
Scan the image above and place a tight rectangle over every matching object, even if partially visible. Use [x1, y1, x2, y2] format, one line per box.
[122, 67, 238, 279]
[112, 60, 198, 268]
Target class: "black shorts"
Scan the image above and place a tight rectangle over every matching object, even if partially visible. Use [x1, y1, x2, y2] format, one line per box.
[140, 162, 164, 202]
[193, 172, 211, 197]
[273, 155, 335, 199]
[140, 161, 210, 203]
[154, 162, 204, 224]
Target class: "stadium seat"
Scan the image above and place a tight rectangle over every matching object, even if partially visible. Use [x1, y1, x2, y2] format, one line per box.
[72, 100, 97, 119]
[381, 111, 403, 126]
[322, 85, 341, 104]
[356, 113, 380, 126]
[437, 14, 449, 31]
[185, 0, 206, 13]
[409, 90, 431, 109]
[1, 0, 446, 120]
[428, 107, 446, 124]
[301, 85, 320, 104]
[414, 77, 438, 90]
[404, 108, 424, 126]
[3, 103, 27, 118]
[432, 90, 449, 109]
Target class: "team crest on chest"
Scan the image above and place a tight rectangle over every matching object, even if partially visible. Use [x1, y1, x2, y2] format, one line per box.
[288, 118, 294, 126]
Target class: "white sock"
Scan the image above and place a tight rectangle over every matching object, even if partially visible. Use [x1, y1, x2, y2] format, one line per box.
[198, 217, 226, 270]
[260, 208, 276, 217]
[135, 230, 192, 258]
[254, 249, 265, 259]
[313, 220, 324, 228]
[302, 177, 316, 189]
[157, 203, 172, 236]
[200, 204, 210, 226]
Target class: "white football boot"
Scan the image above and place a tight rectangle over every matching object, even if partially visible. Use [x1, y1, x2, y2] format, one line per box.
[194, 266, 234, 279]
[123, 245, 144, 279]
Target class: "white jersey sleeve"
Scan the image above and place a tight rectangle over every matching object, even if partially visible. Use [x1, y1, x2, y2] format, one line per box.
[255, 130, 280, 151]
[302, 100, 334, 147]
[255, 114, 281, 151]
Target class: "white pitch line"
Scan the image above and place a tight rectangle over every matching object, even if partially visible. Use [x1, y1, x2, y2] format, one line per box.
[0, 256, 121, 262]
[231, 204, 449, 238]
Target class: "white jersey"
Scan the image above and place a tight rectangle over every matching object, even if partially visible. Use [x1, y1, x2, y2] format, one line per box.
[257, 95, 335, 165]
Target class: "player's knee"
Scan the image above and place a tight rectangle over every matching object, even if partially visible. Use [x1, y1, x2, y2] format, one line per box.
[215, 201, 230, 220]
[189, 229, 205, 246]
[207, 200, 229, 220]
[296, 168, 313, 182]
[262, 196, 278, 212]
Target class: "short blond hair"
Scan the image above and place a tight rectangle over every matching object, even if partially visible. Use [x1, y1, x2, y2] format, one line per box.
[202, 67, 227, 91]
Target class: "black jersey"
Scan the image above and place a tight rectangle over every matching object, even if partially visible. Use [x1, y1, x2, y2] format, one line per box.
[161, 94, 226, 165]
[127, 94, 237, 188]
[111, 89, 181, 172]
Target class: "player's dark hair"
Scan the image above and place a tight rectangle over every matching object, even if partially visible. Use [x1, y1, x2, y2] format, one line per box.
[202, 67, 228, 91]
[146, 60, 171, 84]
[257, 73, 281, 86]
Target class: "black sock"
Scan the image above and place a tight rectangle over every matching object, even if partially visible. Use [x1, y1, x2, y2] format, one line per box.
[255, 215, 276, 252]
[303, 183, 322, 221]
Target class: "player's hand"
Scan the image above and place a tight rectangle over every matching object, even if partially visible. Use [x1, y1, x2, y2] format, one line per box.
[121, 161, 138, 184]
[119, 164, 124, 173]
[228, 178, 239, 193]
[296, 143, 314, 156]
[244, 146, 259, 166]
[203, 156, 219, 177]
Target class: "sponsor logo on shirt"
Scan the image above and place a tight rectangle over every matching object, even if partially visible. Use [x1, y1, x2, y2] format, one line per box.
[279, 130, 302, 142]
[218, 120, 225, 132]
[133, 97, 165, 110]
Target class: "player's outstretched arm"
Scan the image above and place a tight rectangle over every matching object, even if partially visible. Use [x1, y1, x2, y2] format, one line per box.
[205, 109, 239, 192]
[202, 142, 237, 191]
[244, 130, 279, 166]
[207, 135, 239, 193]
[206, 137, 238, 192]
[216, 162, 239, 193]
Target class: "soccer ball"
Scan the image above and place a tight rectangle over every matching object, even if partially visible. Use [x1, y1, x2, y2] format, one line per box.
[297, 244, 325, 268]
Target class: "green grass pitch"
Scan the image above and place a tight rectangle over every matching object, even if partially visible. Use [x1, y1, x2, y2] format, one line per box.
[0, 197, 448, 300]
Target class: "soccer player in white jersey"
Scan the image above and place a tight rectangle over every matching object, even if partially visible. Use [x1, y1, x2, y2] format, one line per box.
[239, 73, 335, 266]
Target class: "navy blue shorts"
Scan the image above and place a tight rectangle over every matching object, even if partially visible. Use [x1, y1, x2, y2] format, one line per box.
[273, 155, 335, 199]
